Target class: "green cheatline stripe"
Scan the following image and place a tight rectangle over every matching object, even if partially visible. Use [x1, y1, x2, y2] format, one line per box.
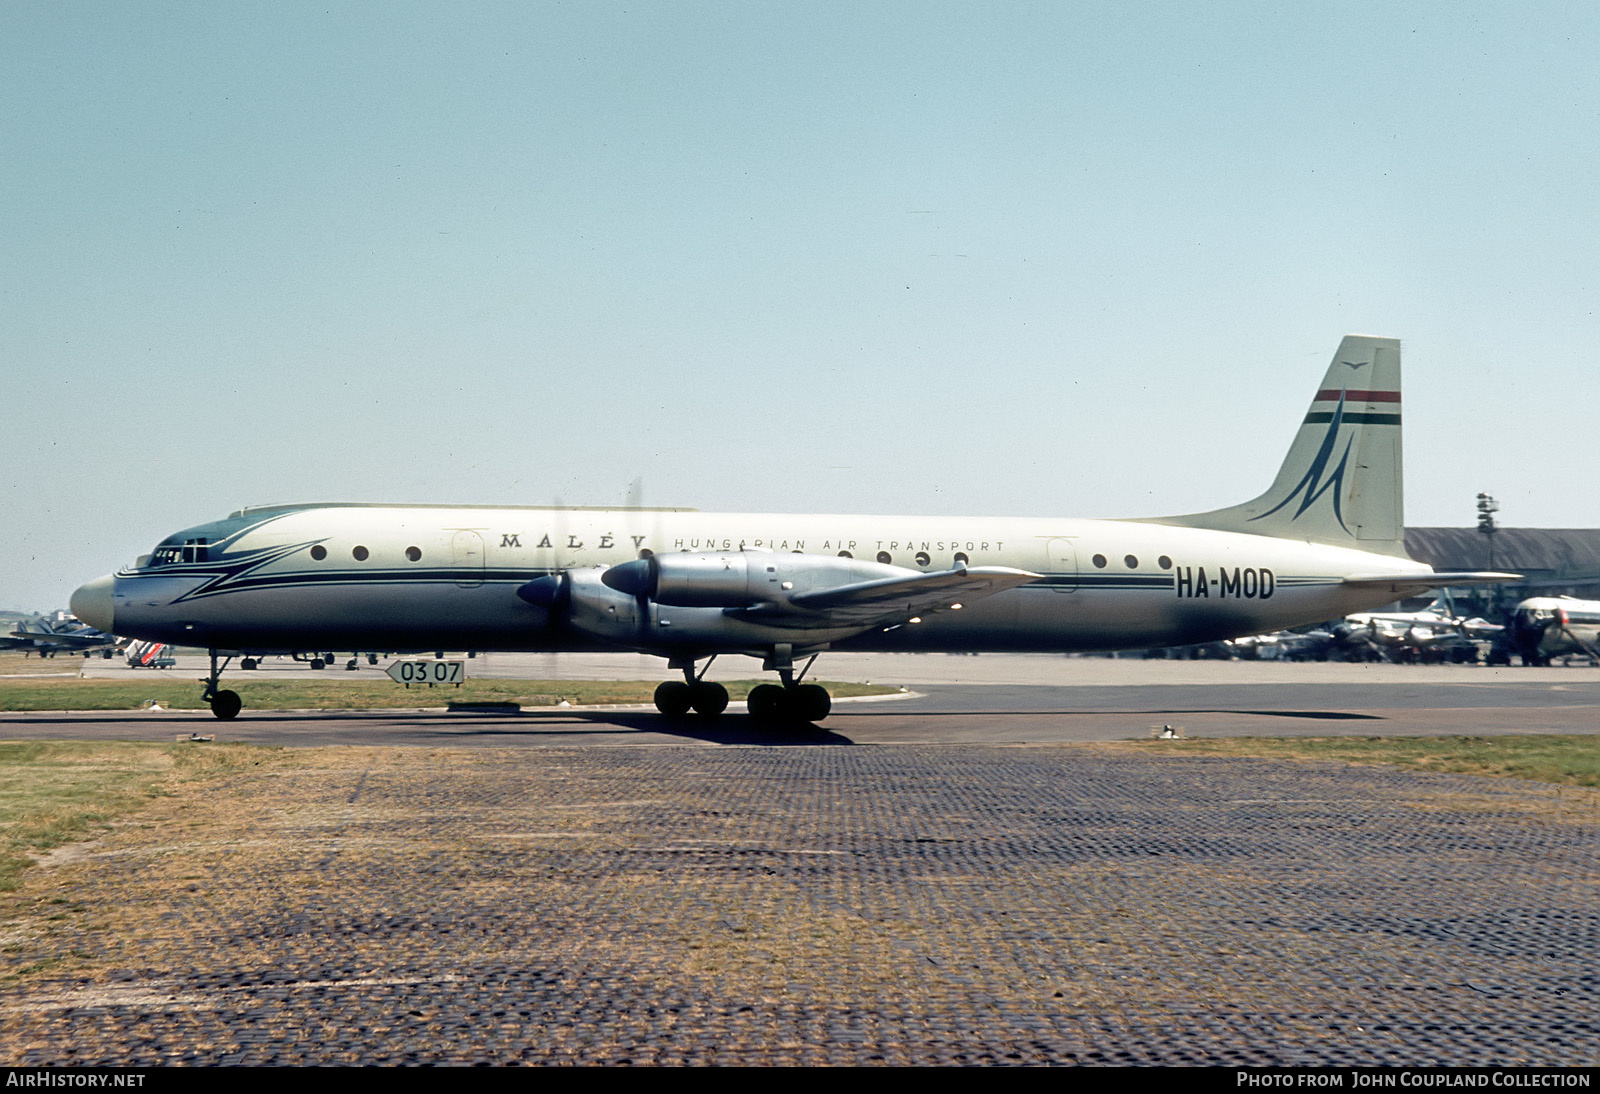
[1302, 412, 1401, 425]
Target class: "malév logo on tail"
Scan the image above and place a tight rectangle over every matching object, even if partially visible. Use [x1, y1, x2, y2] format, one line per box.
[1250, 388, 1356, 534]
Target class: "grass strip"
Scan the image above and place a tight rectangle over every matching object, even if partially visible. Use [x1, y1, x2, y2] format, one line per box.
[1133, 734, 1600, 788]
[0, 652, 101, 676]
[0, 740, 276, 891]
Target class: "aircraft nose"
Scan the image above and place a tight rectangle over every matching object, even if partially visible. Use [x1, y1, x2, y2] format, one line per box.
[70, 574, 116, 632]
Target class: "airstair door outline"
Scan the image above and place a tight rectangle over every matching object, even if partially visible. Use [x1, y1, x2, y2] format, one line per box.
[1045, 537, 1078, 593]
[451, 530, 486, 589]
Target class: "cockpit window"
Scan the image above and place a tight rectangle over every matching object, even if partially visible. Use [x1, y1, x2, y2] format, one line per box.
[148, 538, 210, 567]
[144, 512, 257, 568]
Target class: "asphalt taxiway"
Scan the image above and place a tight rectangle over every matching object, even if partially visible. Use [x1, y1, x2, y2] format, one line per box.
[8, 652, 1597, 746]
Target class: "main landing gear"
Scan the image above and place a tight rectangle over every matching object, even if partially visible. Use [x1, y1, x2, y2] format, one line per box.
[652, 648, 832, 725]
[745, 681, 831, 723]
[202, 649, 242, 720]
[653, 655, 730, 717]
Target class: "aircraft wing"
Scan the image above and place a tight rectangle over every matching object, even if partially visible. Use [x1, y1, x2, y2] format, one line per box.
[1342, 571, 1521, 596]
[733, 566, 1041, 629]
[13, 628, 116, 650]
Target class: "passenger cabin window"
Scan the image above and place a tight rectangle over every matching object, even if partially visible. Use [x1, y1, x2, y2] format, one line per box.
[310, 545, 328, 561]
[352, 545, 369, 561]
[876, 551, 893, 565]
[1124, 555, 1138, 569]
[405, 546, 422, 562]
[1092, 554, 1107, 568]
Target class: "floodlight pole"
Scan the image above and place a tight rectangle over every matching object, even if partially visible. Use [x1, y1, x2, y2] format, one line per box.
[1476, 493, 1499, 570]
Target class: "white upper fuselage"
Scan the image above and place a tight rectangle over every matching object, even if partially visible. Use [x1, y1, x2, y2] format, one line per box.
[90, 503, 1433, 658]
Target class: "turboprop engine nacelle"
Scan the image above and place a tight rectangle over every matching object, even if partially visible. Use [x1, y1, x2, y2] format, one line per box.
[601, 551, 917, 607]
[517, 563, 885, 652]
[517, 570, 643, 644]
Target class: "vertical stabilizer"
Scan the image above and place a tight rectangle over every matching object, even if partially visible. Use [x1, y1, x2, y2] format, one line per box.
[1140, 335, 1409, 557]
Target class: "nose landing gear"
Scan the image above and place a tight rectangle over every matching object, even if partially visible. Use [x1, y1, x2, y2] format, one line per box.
[201, 650, 242, 720]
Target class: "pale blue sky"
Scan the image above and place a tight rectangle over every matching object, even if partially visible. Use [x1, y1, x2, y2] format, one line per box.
[5, 2, 1598, 610]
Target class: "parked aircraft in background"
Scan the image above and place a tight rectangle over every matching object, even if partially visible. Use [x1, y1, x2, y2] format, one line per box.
[0, 625, 41, 654]
[5, 615, 121, 658]
[1505, 596, 1600, 665]
[1222, 629, 1339, 662]
[71, 335, 1518, 721]
[1338, 599, 1503, 663]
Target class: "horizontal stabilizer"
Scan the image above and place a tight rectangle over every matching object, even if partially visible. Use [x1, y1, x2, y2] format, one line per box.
[739, 565, 1040, 628]
[1342, 571, 1522, 595]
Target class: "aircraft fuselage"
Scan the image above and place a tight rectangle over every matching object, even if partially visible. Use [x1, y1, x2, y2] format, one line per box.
[85, 503, 1430, 657]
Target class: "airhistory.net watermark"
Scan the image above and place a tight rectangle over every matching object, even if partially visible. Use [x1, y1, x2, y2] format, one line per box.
[1237, 1074, 1591, 1088]
[6, 1075, 144, 1088]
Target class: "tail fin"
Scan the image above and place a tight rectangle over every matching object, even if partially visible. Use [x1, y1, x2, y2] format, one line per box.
[1141, 334, 1409, 557]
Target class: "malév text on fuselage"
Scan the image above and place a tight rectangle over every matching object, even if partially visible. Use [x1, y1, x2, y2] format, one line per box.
[70, 335, 1517, 722]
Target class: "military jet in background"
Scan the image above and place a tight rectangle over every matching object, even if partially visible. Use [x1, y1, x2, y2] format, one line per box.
[5, 615, 121, 658]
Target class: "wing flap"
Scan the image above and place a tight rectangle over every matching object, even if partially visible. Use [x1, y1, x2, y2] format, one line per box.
[734, 565, 1041, 629]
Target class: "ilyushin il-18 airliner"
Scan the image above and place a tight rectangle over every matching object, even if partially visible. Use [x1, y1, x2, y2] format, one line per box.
[72, 335, 1515, 722]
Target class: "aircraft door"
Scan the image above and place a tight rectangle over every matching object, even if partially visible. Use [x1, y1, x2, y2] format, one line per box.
[1045, 537, 1078, 593]
[451, 530, 486, 589]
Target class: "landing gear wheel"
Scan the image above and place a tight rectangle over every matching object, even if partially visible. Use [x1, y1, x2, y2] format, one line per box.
[746, 683, 787, 720]
[310, 657, 325, 670]
[210, 689, 242, 720]
[794, 684, 832, 722]
[240, 658, 258, 671]
[690, 681, 729, 716]
[654, 680, 693, 716]
[346, 658, 359, 671]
